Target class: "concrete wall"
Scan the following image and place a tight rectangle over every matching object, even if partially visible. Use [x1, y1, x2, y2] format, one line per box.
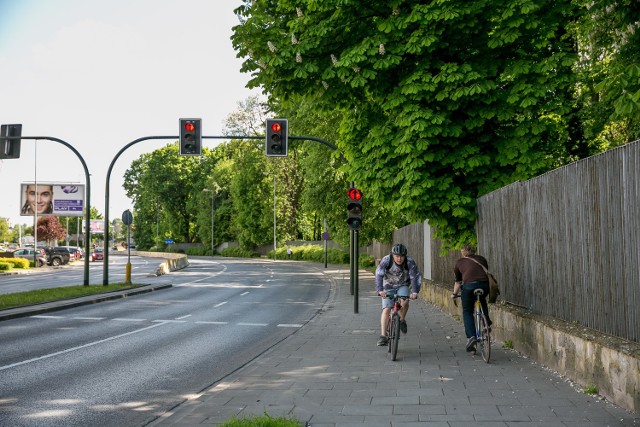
[131, 251, 189, 276]
[421, 279, 640, 413]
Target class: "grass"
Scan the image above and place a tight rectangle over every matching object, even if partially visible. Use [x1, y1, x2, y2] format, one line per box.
[502, 339, 514, 349]
[0, 284, 144, 310]
[219, 414, 302, 427]
[584, 385, 599, 394]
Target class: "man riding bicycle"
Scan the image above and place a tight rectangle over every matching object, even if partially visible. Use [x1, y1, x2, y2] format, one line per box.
[375, 243, 422, 346]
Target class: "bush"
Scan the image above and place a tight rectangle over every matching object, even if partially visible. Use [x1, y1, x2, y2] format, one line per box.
[0, 258, 29, 269]
[265, 245, 374, 268]
[0, 262, 12, 271]
[220, 246, 260, 258]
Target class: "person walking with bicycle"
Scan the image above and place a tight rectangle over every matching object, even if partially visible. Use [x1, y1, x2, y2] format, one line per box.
[452, 243, 493, 352]
[375, 243, 421, 346]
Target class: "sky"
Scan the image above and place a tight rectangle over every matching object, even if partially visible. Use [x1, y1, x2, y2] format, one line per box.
[0, 0, 260, 228]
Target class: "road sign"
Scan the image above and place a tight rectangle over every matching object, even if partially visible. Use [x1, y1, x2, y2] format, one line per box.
[121, 209, 133, 225]
[164, 239, 174, 244]
[322, 232, 330, 240]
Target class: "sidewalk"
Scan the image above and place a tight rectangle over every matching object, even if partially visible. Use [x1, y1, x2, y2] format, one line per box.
[152, 266, 638, 426]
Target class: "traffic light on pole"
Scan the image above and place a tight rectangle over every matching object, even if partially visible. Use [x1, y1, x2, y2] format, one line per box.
[347, 188, 363, 230]
[0, 124, 22, 159]
[179, 118, 202, 156]
[265, 118, 288, 157]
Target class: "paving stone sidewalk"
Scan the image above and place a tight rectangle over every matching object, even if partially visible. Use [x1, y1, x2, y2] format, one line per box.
[153, 266, 639, 427]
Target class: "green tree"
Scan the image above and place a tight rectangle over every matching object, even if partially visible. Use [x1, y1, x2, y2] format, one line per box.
[232, 0, 584, 245]
[0, 218, 11, 244]
[123, 143, 213, 247]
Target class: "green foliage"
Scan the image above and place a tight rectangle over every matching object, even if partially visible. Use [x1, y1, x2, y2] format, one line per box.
[502, 339, 514, 349]
[0, 218, 11, 243]
[0, 258, 29, 269]
[219, 413, 302, 427]
[0, 262, 11, 271]
[267, 244, 374, 267]
[231, 0, 619, 246]
[220, 246, 260, 258]
[584, 385, 598, 395]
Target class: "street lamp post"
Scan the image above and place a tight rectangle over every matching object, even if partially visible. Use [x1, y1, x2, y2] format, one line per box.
[263, 172, 276, 260]
[203, 189, 215, 255]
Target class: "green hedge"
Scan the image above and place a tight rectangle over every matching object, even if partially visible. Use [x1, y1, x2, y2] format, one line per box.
[0, 262, 12, 271]
[267, 244, 375, 268]
[0, 258, 29, 269]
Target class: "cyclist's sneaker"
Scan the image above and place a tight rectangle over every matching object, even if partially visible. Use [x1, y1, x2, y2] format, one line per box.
[400, 320, 407, 334]
[377, 335, 388, 346]
[466, 336, 477, 352]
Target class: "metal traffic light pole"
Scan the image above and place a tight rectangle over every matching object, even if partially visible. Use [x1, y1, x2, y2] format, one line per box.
[0, 133, 92, 286]
[102, 132, 341, 286]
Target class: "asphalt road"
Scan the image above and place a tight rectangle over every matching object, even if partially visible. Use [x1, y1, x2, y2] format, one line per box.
[0, 257, 331, 427]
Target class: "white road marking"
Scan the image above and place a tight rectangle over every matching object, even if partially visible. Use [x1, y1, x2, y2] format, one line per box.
[30, 315, 65, 319]
[175, 314, 192, 320]
[240, 292, 249, 296]
[152, 320, 186, 323]
[277, 324, 303, 328]
[72, 317, 105, 320]
[214, 301, 227, 308]
[237, 322, 268, 327]
[0, 322, 167, 371]
[112, 318, 146, 322]
[195, 321, 228, 325]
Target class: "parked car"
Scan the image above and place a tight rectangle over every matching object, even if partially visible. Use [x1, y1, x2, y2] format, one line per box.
[42, 247, 72, 266]
[91, 248, 104, 262]
[11, 248, 48, 267]
[59, 246, 84, 261]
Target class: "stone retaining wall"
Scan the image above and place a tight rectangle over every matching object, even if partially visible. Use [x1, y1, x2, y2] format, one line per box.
[421, 279, 640, 413]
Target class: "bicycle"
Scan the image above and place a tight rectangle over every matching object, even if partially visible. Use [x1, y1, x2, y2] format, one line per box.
[385, 293, 408, 361]
[454, 288, 491, 362]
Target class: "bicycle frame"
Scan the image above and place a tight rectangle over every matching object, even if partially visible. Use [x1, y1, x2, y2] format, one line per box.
[385, 294, 407, 361]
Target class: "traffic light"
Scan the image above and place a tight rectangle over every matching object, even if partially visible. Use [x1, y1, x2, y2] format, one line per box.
[265, 118, 288, 156]
[179, 118, 202, 156]
[347, 188, 362, 230]
[0, 124, 22, 159]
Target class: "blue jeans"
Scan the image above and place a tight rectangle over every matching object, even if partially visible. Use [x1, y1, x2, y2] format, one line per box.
[461, 281, 491, 339]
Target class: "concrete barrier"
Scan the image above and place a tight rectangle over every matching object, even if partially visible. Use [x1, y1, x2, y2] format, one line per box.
[420, 279, 640, 413]
[130, 251, 189, 276]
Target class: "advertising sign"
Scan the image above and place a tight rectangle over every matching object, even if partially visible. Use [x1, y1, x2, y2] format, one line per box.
[83, 220, 105, 234]
[20, 183, 84, 217]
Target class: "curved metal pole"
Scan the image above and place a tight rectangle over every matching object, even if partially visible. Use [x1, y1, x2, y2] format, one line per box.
[18, 137, 92, 286]
[103, 136, 176, 285]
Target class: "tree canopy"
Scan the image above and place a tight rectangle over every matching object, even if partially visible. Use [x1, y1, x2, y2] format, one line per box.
[231, 0, 639, 245]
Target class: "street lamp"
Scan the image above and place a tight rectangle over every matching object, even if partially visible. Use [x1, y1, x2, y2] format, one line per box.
[263, 172, 276, 260]
[203, 188, 215, 255]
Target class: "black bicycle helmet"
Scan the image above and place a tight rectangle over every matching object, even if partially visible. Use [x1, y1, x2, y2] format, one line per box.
[391, 243, 407, 256]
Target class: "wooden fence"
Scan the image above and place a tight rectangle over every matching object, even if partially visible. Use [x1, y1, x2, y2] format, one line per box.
[374, 140, 640, 342]
[476, 141, 640, 342]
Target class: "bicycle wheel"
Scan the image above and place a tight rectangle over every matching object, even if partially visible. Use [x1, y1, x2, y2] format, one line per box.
[390, 313, 401, 361]
[477, 312, 491, 363]
[386, 314, 392, 354]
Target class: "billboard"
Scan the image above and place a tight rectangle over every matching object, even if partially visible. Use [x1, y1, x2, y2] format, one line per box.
[83, 219, 105, 234]
[20, 183, 84, 217]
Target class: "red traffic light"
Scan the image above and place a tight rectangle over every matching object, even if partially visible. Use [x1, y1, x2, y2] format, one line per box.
[348, 188, 362, 201]
[271, 122, 282, 132]
[184, 123, 195, 132]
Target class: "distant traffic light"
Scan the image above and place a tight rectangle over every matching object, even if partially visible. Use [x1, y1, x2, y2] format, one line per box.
[0, 124, 22, 159]
[265, 118, 288, 156]
[347, 188, 362, 230]
[179, 118, 202, 156]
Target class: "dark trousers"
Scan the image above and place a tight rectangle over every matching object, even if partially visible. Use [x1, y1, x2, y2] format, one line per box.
[461, 281, 491, 338]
